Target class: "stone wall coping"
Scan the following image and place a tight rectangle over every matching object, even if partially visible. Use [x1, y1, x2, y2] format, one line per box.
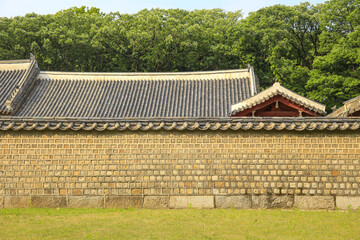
[0, 117, 359, 131]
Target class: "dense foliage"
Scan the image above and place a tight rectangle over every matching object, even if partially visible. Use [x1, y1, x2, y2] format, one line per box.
[0, 1, 359, 109]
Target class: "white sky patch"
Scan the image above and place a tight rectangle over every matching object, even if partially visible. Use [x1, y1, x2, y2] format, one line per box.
[0, 0, 327, 18]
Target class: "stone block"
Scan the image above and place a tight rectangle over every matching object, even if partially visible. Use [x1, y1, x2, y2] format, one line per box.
[105, 196, 143, 208]
[4, 196, 31, 208]
[336, 197, 360, 210]
[31, 196, 67, 208]
[143, 196, 169, 209]
[68, 196, 104, 208]
[215, 196, 251, 209]
[0, 197, 3, 208]
[251, 196, 268, 209]
[169, 196, 214, 209]
[295, 196, 334, 210]
[269, 195, 294, 208]
[251, 195, 294, 209]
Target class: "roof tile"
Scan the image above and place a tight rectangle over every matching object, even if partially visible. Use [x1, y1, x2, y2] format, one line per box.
[15, 70, 255, 118]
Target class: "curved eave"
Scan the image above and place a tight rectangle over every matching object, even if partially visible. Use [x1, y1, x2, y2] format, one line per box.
[231, 82, 327, 116]
[231, 91, 327, 116]
[0, 117, 359, 131]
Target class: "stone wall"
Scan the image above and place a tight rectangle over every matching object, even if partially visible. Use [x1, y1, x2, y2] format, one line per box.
[1, 130, 360, 209]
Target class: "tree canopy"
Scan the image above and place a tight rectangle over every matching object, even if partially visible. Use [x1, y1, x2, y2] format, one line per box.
[0, 1, 359, 110]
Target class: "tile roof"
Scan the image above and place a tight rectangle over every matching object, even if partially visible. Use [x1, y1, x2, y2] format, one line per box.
[0, 58, 39, 115]
[231, 82, 327, 116]
[328, 95, 360, 117]
[1, 57, 359, 132]
[15, 69, 256, 118]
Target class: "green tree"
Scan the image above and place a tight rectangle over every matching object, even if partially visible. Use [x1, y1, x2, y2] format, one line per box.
[37, 7, 108, 71]
[237, 3, 321, 94]
[306, 0, 360, 108]
[1, 2, 359, 109]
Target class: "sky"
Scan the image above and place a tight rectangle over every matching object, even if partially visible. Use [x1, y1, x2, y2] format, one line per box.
[0, 0, 327, 18]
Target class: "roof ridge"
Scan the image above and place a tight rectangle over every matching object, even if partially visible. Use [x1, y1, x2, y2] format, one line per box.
[38, 69, 252, 81]
[0, 59, 31, 64]
[40, 68, 249, 76]
[2, 58, 40, 115]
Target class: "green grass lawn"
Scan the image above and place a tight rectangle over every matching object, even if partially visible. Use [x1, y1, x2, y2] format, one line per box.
[0, 208, 359, 240]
